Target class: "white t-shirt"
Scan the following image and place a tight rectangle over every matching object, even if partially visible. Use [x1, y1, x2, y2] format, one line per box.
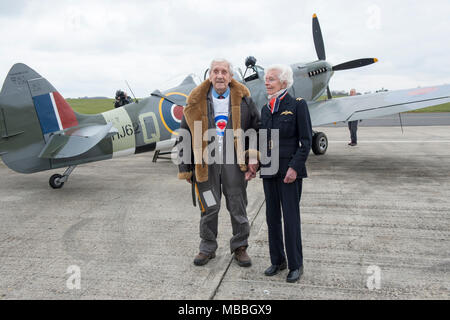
[212, 96, 229, 154]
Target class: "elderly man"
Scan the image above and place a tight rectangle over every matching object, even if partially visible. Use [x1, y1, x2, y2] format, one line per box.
[178, 59, 260, 267]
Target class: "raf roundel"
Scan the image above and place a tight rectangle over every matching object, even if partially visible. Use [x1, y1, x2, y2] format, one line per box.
[158, 92, 188, 135]
[408, 87, 438, 96]
[215, 115, 228, 137]
[171, 104, 184, 123]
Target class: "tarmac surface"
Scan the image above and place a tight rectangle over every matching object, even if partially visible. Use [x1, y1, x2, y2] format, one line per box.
[0, 124, 449, 300]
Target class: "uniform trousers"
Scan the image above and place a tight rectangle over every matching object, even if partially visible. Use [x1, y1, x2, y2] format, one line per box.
[195, 164, 250, 255]
[348, 120, 358, 144]
[263, 177, 303, 270]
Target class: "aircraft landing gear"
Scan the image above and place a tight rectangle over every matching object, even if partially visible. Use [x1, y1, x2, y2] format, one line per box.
[312, 131, 328, 155]
[49, 166, 76, 189]
[152, 150, 175, 162]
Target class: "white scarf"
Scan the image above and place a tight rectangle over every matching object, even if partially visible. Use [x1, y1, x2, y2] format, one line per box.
[268, 88, 288, 100]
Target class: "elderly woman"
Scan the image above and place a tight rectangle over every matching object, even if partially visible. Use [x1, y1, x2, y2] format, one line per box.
[260, 64, 312, 283]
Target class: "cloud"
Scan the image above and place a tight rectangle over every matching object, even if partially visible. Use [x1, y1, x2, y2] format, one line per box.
[0, 0, 449, 97]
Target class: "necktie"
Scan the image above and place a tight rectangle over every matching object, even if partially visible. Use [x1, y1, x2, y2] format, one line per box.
[218, 95, 225, 99]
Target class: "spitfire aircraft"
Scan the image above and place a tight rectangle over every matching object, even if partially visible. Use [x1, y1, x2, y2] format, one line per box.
[1, 14, 450, 188]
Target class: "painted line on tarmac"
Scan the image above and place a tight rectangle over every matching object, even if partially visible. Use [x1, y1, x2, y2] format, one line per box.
[208, 198, 266, 300]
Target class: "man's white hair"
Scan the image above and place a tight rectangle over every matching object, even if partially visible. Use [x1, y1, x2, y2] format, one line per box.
[209, 58, 234, 76]
[265, 64, 293, 88]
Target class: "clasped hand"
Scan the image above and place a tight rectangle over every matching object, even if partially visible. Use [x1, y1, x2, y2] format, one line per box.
[245, 160, 259, 181]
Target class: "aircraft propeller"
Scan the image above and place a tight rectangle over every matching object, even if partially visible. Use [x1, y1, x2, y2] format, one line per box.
[312, 13, 378, 99]
[312, 14, 326, 61]
[332, 58, 379, 71]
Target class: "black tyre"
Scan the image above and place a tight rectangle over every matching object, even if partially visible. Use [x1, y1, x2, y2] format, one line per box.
[312, 132, 328, 155]
[49, 174, 64, 189]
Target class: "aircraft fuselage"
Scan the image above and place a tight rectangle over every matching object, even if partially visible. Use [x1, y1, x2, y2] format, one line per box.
[0, 61, 332, 174]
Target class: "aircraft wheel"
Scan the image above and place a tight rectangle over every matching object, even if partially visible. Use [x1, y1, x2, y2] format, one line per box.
[49, 174, 64, 189]
[312, 132, 328, 155]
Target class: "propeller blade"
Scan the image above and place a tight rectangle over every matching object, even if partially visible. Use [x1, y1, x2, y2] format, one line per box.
[327, 86, 332, 100]
[312, 13, 326, 60]
[332, 58, 378, 71]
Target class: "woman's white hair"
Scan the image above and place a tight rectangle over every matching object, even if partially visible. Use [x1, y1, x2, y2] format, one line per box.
[265, 64, 293, 88]
[209, 58, 234, 76]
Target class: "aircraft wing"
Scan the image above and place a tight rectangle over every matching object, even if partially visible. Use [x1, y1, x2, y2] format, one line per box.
[38, 123, 116, 159]
[150, 90, 187, 106]
[308, 85, 450, 126]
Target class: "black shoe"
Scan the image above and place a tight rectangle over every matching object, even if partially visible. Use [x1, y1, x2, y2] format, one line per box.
[264, 260, 287, 276]
[193, 252, 216, 266]
[286, 266, 304, 283]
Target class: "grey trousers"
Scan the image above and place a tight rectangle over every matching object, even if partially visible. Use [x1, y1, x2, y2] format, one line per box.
[195, 164, 250, 254]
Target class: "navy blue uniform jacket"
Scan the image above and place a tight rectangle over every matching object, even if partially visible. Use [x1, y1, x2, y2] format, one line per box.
[260, 93, 312, 179]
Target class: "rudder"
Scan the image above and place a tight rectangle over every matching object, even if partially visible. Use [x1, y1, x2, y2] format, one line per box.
[28, 77, 79, 140]
[0, 63, 80, 173]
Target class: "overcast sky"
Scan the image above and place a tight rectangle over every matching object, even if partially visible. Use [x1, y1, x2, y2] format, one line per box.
[0, 0, 449, 98]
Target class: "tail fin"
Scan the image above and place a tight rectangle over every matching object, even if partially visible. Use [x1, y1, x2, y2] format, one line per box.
[0, 62, 42, 95]
[1, 63, 79, 138]
[28, 77, 79, 139]
[0, 63, 79, 173]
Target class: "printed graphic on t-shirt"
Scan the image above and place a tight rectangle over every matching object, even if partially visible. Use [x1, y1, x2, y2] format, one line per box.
[215, 114, 228, 137]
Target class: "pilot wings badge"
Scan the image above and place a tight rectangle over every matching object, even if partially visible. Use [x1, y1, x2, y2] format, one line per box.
[281, 111, 294, 115]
